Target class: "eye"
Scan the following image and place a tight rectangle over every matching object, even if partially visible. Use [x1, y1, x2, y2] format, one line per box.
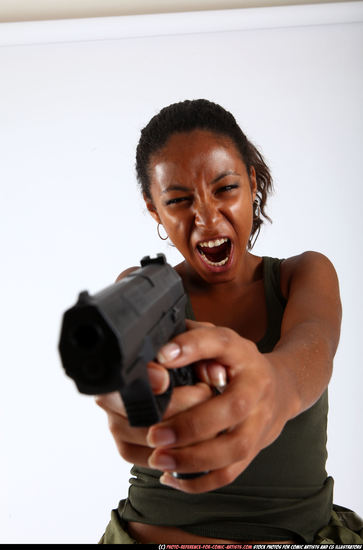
[216, 184, 239, 194]
[165, 197, 189, 206]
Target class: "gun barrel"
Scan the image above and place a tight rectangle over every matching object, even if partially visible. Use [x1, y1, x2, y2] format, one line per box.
[58, 254, 196, 426]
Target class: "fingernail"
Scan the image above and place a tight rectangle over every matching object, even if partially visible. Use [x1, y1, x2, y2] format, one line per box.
[159, 472, 178, 488]
[149, 453, 176, 471]
[208, 364, 227, 388]
[147, 427, 176, 447]
[157, 343, 181, 363]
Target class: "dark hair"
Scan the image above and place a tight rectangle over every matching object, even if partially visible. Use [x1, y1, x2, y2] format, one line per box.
[136, 99, 273, 249]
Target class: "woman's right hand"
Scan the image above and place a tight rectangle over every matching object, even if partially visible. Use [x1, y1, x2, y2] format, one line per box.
[95, 361, 220, 469]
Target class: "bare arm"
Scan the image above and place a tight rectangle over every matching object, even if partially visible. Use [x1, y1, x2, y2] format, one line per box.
[269, 251, 342, 415]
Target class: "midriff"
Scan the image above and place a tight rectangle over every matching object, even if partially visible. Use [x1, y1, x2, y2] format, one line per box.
[127, 521, 296, 544]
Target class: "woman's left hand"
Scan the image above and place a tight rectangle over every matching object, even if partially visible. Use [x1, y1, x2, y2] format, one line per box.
[147, 320, 299, 493]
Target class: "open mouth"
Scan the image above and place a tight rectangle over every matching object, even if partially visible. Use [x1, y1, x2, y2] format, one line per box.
[197, 237, 232, 267]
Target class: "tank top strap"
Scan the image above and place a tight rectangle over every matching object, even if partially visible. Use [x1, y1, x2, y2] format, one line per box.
[257, 256, 287, 353]
[262, 256, 287, 310]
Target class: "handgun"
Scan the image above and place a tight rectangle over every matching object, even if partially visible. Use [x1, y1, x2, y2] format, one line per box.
[58, 254, 197, 428]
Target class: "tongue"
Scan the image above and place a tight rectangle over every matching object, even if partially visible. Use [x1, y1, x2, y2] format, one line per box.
[199, 241, 230, 262]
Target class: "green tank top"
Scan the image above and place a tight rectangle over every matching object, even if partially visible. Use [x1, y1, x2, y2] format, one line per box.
[119, 257, 333, 543]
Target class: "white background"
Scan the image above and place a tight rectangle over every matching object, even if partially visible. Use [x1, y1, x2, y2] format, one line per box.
[1, 4, 362, 543]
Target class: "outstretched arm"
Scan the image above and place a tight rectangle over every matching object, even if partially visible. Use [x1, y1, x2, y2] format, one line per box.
[270, 250, 342, 414]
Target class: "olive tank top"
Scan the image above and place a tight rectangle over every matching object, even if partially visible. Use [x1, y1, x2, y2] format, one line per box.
[119, 257, 334, 543]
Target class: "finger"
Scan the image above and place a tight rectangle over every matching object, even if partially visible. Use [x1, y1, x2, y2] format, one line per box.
[95, 383, 212, 419]
[162, 381, 213, 419]
[95, 391, 126, 416]
[147, 387, 233, 449]
[148, 399, 275, 474]
[106, 410, 149, 446]
[117, 441, 154, 468]
[147, 377, 260, 449]
[147, 361, 169, 394]
[101, 384, 214, 467]
[194, 360, 227, 388]
[159, 459, 253, 494]
[185, 319, 215, 329]
[96, 383, 213, 444]
[152, 407, 272, 493]
[149, 396, 287, 492]
[148, 421, 253, 474]
[157, 325, 256, 374]
[157, 413, 284, 494]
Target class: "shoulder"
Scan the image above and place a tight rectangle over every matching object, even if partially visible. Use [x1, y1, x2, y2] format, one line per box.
[280, 251, 339, 299]
[115, 266, 139, 283]
[279, 251, 342, 350]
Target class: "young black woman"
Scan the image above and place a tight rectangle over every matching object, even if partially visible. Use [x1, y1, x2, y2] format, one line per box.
[96, 99, 362, 544]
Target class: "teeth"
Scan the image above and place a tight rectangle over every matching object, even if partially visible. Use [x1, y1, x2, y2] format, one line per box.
[199, 237, 228, 248]
[200, 252, 229, 267]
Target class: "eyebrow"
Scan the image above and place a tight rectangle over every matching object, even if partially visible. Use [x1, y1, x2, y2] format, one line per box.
[212, 170, 241, 184]
[161, 170, 241, 194]
[161, 184, 189, 194]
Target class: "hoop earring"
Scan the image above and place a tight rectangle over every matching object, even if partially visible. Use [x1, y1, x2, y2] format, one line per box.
[253, 199, 261, 220]
[157, 223, 168, 241]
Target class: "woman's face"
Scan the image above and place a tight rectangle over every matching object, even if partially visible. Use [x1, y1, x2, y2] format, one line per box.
[145, 129, 257, 284]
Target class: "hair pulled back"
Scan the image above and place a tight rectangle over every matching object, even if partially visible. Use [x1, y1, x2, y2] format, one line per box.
[136, 99, 273, 249]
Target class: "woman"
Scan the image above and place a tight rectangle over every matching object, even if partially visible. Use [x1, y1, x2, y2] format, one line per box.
[96, 99, 362, 544]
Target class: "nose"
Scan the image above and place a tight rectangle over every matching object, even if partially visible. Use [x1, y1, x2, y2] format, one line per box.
[193, 196, 221, 228]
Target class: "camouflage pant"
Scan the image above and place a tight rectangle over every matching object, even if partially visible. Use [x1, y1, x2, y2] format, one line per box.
[98, 504, 363, 545]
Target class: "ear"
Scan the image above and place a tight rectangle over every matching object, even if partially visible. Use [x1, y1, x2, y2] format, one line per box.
[143, 193, 161, 224]
[249, 166, 257, 201]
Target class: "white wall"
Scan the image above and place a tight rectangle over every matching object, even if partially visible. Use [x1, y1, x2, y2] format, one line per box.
[1, 3, 362, 543]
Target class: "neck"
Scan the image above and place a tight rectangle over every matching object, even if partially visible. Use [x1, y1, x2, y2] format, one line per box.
[176, 252, 263, 298]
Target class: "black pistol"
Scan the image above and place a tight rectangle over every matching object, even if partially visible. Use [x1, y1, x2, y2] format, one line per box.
[58, 254, 197, 428]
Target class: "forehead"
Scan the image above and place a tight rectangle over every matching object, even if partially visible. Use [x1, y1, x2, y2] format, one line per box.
[150, 130, 246, 182]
